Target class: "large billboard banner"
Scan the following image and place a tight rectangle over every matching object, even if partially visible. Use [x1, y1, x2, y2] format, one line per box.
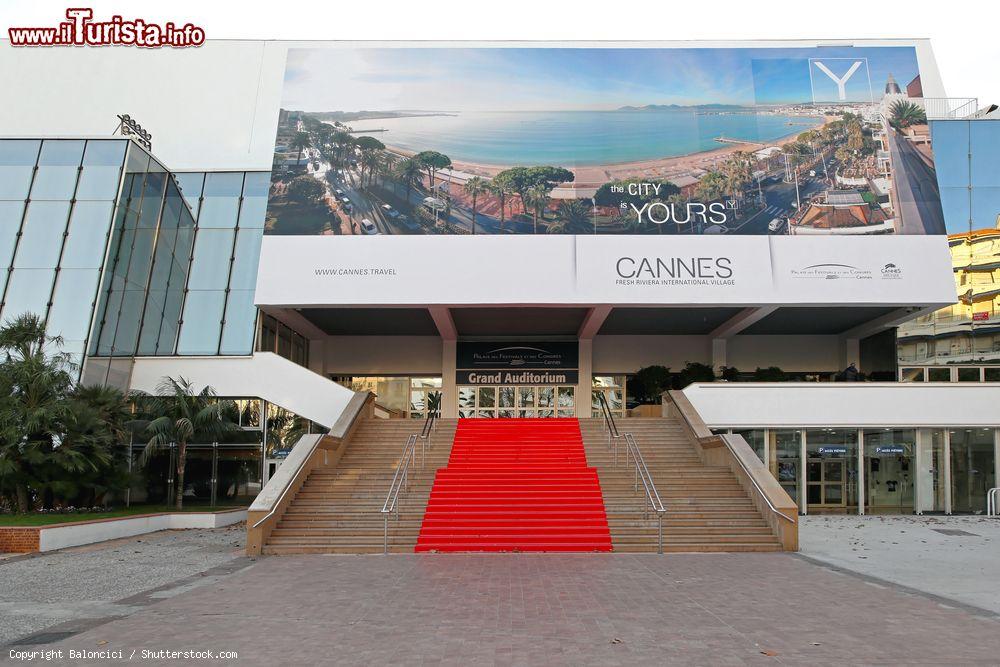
[265, 45, 945, 239]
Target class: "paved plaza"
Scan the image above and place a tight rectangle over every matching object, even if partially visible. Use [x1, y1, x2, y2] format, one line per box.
[3, 518, 1000, 665]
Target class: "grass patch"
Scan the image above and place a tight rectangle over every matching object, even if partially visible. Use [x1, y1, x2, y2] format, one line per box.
[0, 505, 246, 526]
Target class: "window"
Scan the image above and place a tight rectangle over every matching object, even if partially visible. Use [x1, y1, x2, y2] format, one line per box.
[14, 201, 70, 268]
[46, 269, 101, 342]
[187, 229, 234, 290]
[0, 140, 40, 200]
[2, 268, 55, 321]
[177, 291, 226, 354]
[30, 140, 84, 201]
[61, 201, 114, 269]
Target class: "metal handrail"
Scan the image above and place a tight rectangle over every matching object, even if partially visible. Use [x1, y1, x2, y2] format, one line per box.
[988, 487, 999, 517]
[380, 408, 438, 554]
[595, 392, 666, 553]
[251, 434, 324, 530]
[719, 434, 796, 525]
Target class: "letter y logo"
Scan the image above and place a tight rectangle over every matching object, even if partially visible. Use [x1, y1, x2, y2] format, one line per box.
[813, 60, 862, 101]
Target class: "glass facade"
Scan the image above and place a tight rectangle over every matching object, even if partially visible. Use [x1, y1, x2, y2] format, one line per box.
[0, 139, 127, 372]
[898, 120, 1000, 369]
[721, 425, 998, 515]
[257, 313, 309, 366]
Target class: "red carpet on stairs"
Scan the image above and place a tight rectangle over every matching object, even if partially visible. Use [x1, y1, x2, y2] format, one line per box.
[415, 418, 612, 552]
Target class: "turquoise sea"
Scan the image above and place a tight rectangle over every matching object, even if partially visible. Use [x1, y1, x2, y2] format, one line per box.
[350, 110, 823, 166]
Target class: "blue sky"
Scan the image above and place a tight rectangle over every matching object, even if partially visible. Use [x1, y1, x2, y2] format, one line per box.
[282, 46, 921, 111]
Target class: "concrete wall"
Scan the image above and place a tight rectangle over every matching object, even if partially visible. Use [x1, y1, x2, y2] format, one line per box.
[727, 336, 841, 372]
[593, 336, 711, 373]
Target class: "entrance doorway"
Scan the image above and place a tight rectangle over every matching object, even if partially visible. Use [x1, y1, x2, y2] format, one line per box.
[806, 458, 846, 509]
[863, 429, 915, 514]
[457, 385, 576, 418]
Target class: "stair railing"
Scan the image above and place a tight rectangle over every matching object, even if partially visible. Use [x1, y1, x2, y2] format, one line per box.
[988, 487, 999, 517]
[380, 408, 439, 554]
[596, 392, 666, 554]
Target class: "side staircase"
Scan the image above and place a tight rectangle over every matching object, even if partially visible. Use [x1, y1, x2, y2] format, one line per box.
[579, 417, 783, 552]
[262, 418, 457, 554]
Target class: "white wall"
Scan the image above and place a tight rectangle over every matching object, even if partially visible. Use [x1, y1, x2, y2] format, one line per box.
[320, 336, 442, 376]
[37, 509, 247, 552]
[682, 382, 1000, 428]
[129, 352, 356, 428]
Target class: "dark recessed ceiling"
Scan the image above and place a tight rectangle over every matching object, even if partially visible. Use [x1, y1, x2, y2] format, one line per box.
[741, 306, 900, 335]
[297, 308, 439, 336]
[598, 307, 744, 335]
[452, 307, 590, 337]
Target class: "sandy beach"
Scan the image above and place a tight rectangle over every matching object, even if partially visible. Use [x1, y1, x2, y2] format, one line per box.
[383, 114, 828, 195]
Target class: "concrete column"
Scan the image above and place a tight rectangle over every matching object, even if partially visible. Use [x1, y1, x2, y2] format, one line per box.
[441, 339, 457, 418]
[576, 339, 593, 418]
[711, 338, 727, 372]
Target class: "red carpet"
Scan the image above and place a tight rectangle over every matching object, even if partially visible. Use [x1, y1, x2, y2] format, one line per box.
[415, 418, 612, 552]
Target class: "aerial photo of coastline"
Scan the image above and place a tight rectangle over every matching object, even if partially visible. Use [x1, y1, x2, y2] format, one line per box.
[265, 46, 946, 237]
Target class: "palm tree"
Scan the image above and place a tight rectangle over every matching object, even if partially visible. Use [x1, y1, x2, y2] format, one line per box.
[331, 131, 353, 167]
[0, 313, 76, 512]
[888, 100, 927, 130]
[463, 177, 488, 234]
[290, 131, 311, 166]
[554, 199, 591, 233]
[395, 158, 423, 203]
[524, 184, 551, 234]
[487, 180, 511, 232]
[138, 377, 237, 510]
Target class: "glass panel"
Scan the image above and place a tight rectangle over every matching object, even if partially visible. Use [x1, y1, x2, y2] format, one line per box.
[173, 172, 205, 215]
[220, 290, 256, 355]
[518, 386, 535, 408]
[61, 201, 114, 269]
[0, 140, 39, 201]
[83, 140, 127, 166]
[0, 201, 24, 268]
[928, 367, 951, 382]
[1, 268, 55, 321]
[477, 409, 496, 418]
[238, 172, 270, 229]
[864, 428, 915, 514]
[557, 386, 574, 408]
[899, 367, 925, 382]
[497, 386, 515, 408]
[229, 228, 263, 290]
[477, 387, 496, 408]
[957, 368, 981, 382]
[950, 427, 997, 513]
[458, 387, 476, 411]
[198, 173, 243, 228]
[176, 291, 225, 354]
[217, 446, 263, 504]
[14, 201, 70, 268]
[537, 387, 554, 408]
[970, 121, 1000, 187]
[986, 368, 1000, 382]
[733, 429, 766, 462]
[188, 229, 234, 289]
[769, 429, 801, 505]
[806, 428, 859, 512]
[46, 269, 101, 342]
[498, 409, 516, 418]
[30, 140, 84, 200]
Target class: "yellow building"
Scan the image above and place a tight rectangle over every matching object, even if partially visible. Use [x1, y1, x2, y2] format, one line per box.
[898, 223, 1000, 366]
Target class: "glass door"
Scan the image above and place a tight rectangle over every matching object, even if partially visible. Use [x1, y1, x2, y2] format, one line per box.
[863, 429, 915, 514]
[456, 385, 575, 418]
[950, 428, 997, 513]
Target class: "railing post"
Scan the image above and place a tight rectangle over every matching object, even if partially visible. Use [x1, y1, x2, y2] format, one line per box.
[384, 514, 388, 555]
[658, 513, 663, 555]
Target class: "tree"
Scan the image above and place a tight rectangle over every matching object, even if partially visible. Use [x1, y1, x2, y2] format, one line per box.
[290, 131, 312, 166]
[488, 176, 514, 232]
[414, 151, 452, 190]
[551, 199, 591, 234]
[395, 158, 423, 203]
[523, 184, 551, 234]
[720, 151, 753, 201]
[353, 136, 385, 187]
[693, 171, 728, 203]
[286, 175, 326, 206]
[675, 362, 716, 388]
[138, 377, 238, 510]
[888, 100, 927, 130]
[632, 365, 672, 405]
[753, 366, 788, 382]
[463, 176, 488, 235]
[331, 131, 354, 167]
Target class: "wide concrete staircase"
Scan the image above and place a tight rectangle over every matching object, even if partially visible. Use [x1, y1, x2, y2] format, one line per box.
[263, 418, 458, 554]
[579, 417, 782, 552]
